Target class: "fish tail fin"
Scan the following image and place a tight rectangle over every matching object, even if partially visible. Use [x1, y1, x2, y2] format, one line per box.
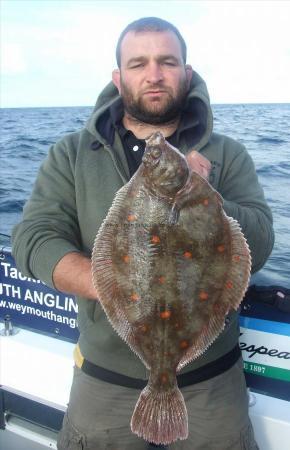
[131, 383, 188, 445]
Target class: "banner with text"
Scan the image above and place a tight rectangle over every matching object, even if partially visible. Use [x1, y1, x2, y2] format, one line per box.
[0, 249, 79, 341]
[239, 315, 290, 400]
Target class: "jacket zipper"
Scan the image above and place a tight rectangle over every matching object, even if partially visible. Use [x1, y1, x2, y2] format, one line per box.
[104, 144, 130, 185]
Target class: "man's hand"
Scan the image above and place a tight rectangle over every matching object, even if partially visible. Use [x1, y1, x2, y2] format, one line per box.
[53, 252, 99, 300]
[186, 150, 211, 180]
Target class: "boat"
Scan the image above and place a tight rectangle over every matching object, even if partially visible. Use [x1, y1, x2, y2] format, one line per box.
[0, 244, 289, 449]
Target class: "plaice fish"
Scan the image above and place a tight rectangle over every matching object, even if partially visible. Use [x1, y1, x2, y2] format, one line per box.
[92, 131, 251, 445]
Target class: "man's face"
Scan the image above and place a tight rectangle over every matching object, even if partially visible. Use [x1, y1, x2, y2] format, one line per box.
[112, 30, 193, 124]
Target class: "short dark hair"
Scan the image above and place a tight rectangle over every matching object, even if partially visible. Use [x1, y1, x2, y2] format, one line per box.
[116, 17, 187, 68]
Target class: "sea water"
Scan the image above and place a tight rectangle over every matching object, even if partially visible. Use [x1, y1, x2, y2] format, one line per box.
[0, 104, 289, 288]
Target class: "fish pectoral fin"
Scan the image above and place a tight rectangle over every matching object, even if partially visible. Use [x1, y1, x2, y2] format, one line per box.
[168, 203, 180, 225]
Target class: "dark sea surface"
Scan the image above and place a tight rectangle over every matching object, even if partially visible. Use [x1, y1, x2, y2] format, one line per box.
[0, 104, 289, 288]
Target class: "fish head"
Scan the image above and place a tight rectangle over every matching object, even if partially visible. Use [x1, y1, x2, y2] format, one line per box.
[142, 131, 189, 197]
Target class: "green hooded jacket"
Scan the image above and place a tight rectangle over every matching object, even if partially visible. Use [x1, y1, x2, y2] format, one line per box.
[12, 72, 274, 379]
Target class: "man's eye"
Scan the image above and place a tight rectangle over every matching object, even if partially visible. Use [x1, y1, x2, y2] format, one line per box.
[130, 63, 144, 69]
[163, 61, 176, 66]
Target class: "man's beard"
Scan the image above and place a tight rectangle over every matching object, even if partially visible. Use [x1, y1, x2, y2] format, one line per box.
[120, 79, 189, 125]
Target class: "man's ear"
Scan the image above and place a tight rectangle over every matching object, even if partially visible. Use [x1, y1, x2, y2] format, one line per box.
[185, 64, 193, 89]
[112, 69, 121, 94]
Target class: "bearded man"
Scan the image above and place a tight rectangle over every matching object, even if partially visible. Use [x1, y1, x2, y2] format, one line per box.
[12, 17, 274, 450]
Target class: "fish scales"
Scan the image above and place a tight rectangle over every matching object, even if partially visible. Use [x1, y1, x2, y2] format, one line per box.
[92, 131, 251, 445]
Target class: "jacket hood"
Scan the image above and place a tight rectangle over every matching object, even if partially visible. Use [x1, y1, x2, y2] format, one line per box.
[86, 70, 213, 151]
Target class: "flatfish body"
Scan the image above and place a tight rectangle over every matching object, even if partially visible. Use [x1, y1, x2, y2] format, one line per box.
[92, 132, 251, 445]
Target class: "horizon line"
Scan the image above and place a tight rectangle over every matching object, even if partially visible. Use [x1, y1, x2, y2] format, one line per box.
[1, 102, 290, 110]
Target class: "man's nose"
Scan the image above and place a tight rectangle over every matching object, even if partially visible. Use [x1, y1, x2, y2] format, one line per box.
[145, 62, 163, 83]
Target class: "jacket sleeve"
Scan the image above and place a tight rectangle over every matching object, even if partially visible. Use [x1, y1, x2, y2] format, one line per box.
[218, 140, 274, 273]
[11, 135, 82, 288]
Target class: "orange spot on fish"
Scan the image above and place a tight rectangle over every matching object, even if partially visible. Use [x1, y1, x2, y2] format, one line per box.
[233, 255, 240, 262]
[199, 291, 209, 301]
[127, 214, 136, 222]
[217, 245, 225, 253]
[123, 255, 130, 263]
[203, 199, 209, 206]
[160, 310, 171, 319]
[140, 324, 149, 333]
[183, 251, 192, 259]
[226, 281, 233, 289]
[160, 373, 169, 384]
[180, 340, 189, 349]
[151, 235, 161, 244]
[130, 293, 139, 302]
[158, 276, 166, 284]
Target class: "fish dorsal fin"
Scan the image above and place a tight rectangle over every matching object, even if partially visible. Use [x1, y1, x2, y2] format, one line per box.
[92, 180, 157, 368]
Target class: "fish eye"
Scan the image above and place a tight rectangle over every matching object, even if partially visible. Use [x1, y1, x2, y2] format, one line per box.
[150, 147, 162, 159]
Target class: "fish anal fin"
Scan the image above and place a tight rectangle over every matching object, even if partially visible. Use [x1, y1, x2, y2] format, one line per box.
[222, 215, 252, 310]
